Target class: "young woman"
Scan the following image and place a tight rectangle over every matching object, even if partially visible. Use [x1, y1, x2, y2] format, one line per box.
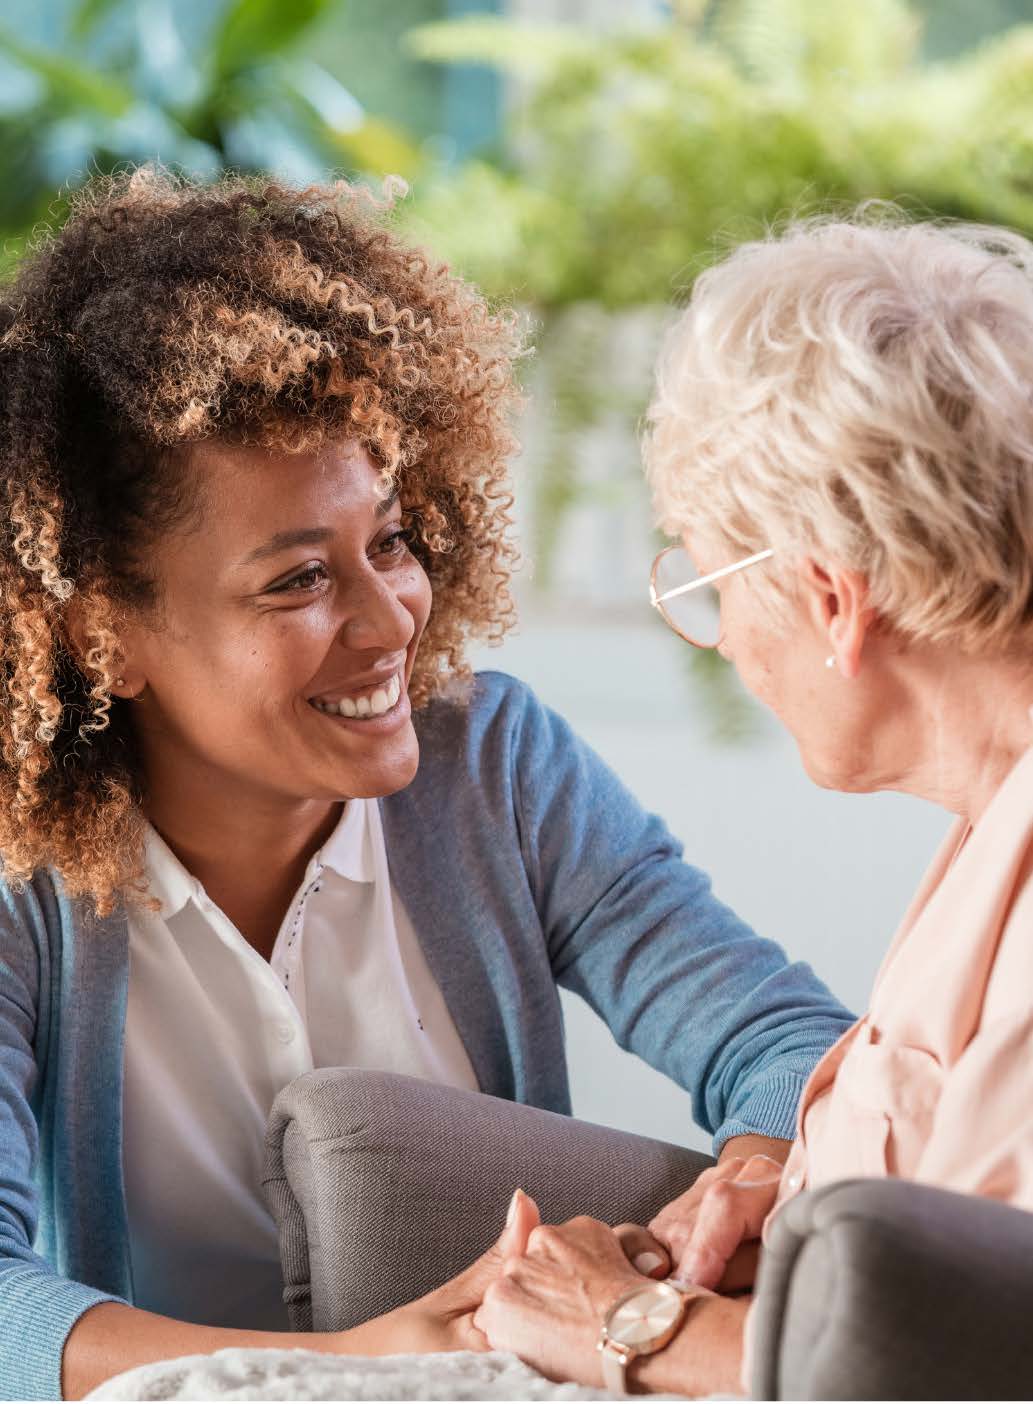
[0, 170, 849, 1399]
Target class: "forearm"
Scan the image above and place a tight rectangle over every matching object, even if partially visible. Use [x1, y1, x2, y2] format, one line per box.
[62, 1299, 413, 1400]
[631, 1294, 748, 1396]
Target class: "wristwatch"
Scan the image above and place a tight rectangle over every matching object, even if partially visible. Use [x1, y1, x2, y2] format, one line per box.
[596, 1278, 693, 1394]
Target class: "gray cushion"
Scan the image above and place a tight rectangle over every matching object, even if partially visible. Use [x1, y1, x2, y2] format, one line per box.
[749, 1177, 1033, 1400]
[263, 1068, 713, 1332]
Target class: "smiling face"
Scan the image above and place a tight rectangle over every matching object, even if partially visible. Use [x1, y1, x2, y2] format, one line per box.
[119, 439, 431, 817]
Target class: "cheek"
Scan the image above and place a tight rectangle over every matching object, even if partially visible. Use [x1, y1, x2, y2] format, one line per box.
[723, 615, 783, 700]
[404, 562, 433, 638]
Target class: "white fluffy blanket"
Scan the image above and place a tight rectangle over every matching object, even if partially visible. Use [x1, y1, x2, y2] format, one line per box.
[85, 1347, 696, 1401]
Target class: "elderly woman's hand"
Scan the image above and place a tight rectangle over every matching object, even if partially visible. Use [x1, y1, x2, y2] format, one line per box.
[474, 1212, 656, 1387]
[474, 1209, 748, 1395]
[647, 1151, 784, 1290]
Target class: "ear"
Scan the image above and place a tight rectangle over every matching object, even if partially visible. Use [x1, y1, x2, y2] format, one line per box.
[64, 594, 144, 699]
[795, 559, 876, 680]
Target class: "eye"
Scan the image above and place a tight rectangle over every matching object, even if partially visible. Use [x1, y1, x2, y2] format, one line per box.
[375, 528, 412, 560]
[267, 562, 330, 594]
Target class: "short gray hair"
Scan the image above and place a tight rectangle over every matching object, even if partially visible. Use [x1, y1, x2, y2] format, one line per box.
[645, 209, 1033, 652]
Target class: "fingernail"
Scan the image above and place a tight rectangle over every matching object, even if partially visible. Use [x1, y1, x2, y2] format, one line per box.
[505, 1189, 522, 1228]
[633, 1251, 664, 1275]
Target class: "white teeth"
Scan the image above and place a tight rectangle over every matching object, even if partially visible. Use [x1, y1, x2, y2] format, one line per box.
[311, 671, 403, 720]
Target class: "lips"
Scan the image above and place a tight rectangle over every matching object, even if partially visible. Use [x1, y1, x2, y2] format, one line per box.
[308, 670, 402, 719]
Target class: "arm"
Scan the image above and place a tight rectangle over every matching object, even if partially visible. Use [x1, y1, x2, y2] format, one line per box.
[62, 1175, 538, 1397]
[62, 1297, 469, 1400]
[0, 886, 130, 1401]
[511, 688, 853, 1150]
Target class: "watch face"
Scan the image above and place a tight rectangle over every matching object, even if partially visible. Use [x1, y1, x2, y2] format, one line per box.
[606, 1282, 684, 1349]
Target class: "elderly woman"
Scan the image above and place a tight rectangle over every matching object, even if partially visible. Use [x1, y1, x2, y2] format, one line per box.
[474, 212, 1033, 1394]
[0, 171, 851, 1400]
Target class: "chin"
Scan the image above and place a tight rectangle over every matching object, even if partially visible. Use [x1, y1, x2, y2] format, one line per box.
[336, 742, 421, 800]
[798, 746, 875, 796]
[796, 743, 846, 793]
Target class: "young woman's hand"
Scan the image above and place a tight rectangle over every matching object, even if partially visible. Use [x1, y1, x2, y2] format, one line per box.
[647, 1151, 784, 1290]
[367, 1188, 542, 1355]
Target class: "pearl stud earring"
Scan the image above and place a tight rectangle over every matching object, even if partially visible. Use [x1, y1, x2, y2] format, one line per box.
[824, 656, 836, 669]
[115, 677, 126, 687]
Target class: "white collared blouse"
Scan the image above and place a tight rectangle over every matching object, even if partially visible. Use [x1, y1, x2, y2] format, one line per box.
[121, 798, 477, 1329]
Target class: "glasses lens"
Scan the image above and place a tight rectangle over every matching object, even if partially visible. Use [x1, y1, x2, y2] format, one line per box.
[652, 547, 722, 646]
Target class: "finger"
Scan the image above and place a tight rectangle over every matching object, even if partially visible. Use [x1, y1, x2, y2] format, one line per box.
[716, 1239, 761, 1294]
[675, 1178, 779, 1289]
[440, 1188, 541, 1308]
[648, 1160, 744, 1237]
[612, 1224, 671, 1279]
[501, 1188, 541, 1261]
[658, 1157, 783, 1284]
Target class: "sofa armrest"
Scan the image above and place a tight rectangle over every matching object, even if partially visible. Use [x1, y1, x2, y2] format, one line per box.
[263, 1068, 713, 1332]
[749, 1177, 1033, 1400]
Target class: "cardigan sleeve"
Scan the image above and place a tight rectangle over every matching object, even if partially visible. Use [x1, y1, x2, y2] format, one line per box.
[506, 677, 855, 1151]
[0, 887, 123, 1401]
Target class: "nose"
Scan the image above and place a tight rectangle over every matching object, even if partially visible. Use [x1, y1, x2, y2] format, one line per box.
[338, 567, 416, 654]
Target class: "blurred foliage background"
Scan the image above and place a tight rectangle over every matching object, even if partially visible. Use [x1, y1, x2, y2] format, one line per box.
[1, 0, 1032, 731]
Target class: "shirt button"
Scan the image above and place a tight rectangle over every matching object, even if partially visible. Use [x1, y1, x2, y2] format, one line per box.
[275, 1024, 296, 1045]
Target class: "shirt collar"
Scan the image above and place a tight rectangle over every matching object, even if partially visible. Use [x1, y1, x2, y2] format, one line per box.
[142, 824, 201, 921]
[318, 798, 375, 884]
[141, 798, 375, 919]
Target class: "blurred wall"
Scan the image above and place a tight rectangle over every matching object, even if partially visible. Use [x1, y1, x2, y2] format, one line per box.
[472, 607, 949, 1152]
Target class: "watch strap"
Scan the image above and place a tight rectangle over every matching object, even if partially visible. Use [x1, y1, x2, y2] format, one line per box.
[598, 1339, 633, 1394]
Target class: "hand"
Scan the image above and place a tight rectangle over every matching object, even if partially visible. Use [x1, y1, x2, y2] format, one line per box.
[368, 1189, 541, 1355]
[648, 1151, 784, 1290]
[475, 1213, 675, 1388]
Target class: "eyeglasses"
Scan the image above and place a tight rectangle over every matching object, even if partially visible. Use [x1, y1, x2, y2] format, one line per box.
[649, 546, 774, 648]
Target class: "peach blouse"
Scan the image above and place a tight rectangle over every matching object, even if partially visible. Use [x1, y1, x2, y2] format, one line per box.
[772, 739, 1033, 1219]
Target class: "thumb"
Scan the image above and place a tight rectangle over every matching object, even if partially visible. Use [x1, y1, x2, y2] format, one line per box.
[500, 1187, 540, 1260]
[437, 1189, 542, 1309]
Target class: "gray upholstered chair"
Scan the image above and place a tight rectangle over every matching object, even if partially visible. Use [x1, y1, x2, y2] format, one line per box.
[262, 1067, 712, 1332]
[263, 1068, 1033, 1399]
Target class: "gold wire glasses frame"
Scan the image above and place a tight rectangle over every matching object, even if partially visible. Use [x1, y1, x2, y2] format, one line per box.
[649, 546, 775, 648]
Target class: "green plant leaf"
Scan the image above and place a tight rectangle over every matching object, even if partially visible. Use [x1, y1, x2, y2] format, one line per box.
[211, 0, 338, 81]
[405, 17, 590, 79]
[324, 117, 423, 179]
[68, 0, 124, 42]
[0, 29, 133, 116]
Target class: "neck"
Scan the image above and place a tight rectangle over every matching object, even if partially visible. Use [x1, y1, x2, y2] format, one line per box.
[140, 738, 342, 956]
[868, 646, 1033, 824]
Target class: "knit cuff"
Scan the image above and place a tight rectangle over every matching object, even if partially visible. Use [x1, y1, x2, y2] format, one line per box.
[0, 1264, 123, 1401]
[711, 1071, 811, 1155]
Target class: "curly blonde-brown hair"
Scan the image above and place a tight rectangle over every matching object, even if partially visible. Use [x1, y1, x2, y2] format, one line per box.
[0, 167, 522, 913]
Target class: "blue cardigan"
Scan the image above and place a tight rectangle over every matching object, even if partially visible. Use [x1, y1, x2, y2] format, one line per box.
[0, 672, 852, 1398]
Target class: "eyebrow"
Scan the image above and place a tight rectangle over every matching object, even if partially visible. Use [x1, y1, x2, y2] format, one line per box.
[238, 490, 401, 568]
